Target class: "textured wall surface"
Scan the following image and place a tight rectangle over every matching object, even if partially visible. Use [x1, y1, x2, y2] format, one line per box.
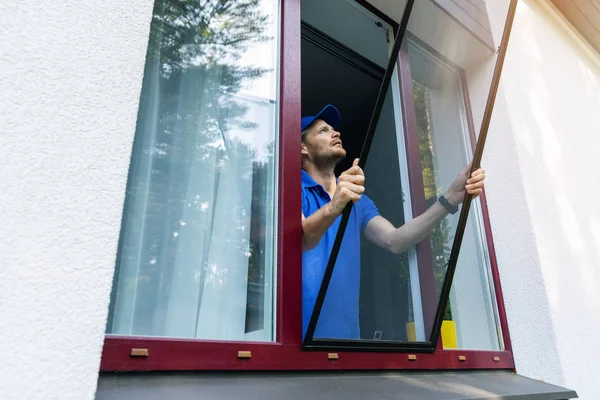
[483, 0, 600, 398]
[0, 1, 153, 399]
[1, 0, 599, 399]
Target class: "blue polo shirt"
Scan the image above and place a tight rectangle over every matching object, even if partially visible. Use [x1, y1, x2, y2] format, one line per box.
[302, 170, 379, 339]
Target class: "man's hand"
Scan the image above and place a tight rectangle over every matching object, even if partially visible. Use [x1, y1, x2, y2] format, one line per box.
[328, 158, 365, 216]
[445, 164, 486, 206]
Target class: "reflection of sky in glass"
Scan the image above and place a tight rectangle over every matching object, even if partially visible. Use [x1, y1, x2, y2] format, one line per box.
[238, 0, 279, 101]
[226, 95, 276, 163]
[225, 0, 279, 163]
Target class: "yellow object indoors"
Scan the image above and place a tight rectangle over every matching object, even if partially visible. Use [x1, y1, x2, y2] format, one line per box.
[404, 320, 457, 348]
[441, 320, 457, 349]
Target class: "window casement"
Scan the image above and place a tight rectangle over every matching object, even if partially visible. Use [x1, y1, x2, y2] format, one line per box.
[101, 0, 516, 371]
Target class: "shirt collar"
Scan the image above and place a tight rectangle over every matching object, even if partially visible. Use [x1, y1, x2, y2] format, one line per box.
[301, 169, 320, 188]
[302, 169, 338, 202]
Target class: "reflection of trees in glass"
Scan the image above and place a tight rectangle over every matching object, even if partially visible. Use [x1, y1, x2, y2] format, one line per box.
[412, 80, 452, 320]
[245, 140, 276, 333]
[111, 0, 275, 337]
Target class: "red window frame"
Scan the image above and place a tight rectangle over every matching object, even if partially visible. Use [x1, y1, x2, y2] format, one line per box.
[100, 0, 514, 372]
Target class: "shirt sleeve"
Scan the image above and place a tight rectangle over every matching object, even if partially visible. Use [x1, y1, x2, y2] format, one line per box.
[301, 188, 310, 216]
[359, 194, 380, 231]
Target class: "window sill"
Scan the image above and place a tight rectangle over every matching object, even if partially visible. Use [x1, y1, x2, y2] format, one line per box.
[97, 370, 577, 399]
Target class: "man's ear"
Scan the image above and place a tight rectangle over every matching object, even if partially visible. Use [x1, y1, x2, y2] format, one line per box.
[301, 142, 309, 156]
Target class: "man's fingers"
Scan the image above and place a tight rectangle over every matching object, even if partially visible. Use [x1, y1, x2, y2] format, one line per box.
[467, 174, 485, 184]
[470, 168, 485, 177]
[340, 159, 364, 177]
[339, 186, 363, 204]
[341, 182, 365, 195]
[337, 159, 367, 206]
[338, 174, 365, 185]
[467, 188, 483, 197]
[465, 181, 484, 191]
[341, 165, 364, 176]
[467, 169, 485, 184]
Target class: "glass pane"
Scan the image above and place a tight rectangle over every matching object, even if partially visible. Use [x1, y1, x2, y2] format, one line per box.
[106, 0, 280, 342]
[407, 39, 502, 350]
[306, 0, 509, 345]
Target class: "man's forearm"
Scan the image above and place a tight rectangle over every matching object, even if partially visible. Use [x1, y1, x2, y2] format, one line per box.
[302, 204, 339, 252]
[385, 200, 450, 254]
[367, 166, 485, 255]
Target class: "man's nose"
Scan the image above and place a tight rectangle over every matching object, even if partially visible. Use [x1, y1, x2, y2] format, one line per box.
[332, 130, 341, 138]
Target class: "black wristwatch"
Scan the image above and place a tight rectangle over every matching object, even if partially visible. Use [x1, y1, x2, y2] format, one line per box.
[439, 195, 459, 215]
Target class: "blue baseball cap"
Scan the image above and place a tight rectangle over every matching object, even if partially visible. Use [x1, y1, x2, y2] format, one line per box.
[301, 104, 341, 133]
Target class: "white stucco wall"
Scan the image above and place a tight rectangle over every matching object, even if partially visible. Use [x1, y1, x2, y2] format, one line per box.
[0, 1, 154, 399]
[482, 0, 600, 398]
[1, 0, 599, 399]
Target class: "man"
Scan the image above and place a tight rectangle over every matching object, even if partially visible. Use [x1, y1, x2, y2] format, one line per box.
[301, 104, 485, 340]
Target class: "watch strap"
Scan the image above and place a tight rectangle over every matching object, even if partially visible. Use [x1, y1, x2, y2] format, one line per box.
[439, 195, 459, 215]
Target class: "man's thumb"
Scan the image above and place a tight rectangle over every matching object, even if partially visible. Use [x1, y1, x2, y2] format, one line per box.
[353, 158, 359, 167]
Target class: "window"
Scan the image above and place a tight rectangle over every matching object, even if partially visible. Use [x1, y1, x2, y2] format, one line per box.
[102, 0, 514, 371]
[106, 0, 280, 342]
[407, 38, 503, 350]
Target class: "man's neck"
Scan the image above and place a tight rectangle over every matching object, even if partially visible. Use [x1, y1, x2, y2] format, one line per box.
[303, 163, 336, 198]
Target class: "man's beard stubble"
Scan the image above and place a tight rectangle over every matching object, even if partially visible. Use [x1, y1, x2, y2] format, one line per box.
[312, 147, 346, 170]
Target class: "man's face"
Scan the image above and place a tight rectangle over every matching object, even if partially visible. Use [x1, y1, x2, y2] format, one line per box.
[302, 119, 346, 167]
